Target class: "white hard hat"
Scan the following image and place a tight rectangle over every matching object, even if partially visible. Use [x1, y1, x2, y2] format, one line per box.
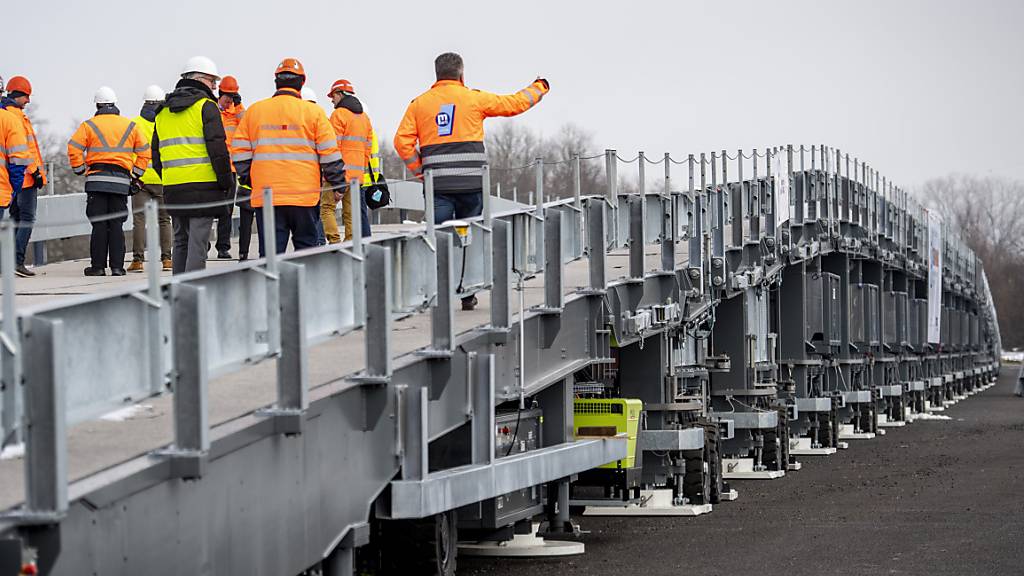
[94, 86, 118, 105]
[143, 84, 165, 102]
[301, 86, 318, 104]
[182, 56, 220, 80]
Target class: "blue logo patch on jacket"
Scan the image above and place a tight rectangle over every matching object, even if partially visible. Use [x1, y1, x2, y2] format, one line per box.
[436, 104, 455, 137]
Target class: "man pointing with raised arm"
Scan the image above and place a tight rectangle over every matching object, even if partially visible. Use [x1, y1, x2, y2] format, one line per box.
[394, 52, 549, 309]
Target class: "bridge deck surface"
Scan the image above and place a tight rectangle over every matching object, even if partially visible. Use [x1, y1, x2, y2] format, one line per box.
[0, 226, 686, 510]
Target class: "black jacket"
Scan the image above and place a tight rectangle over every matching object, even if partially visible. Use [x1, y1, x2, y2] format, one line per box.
[153, 78, 233, 218]
[336, 94, 363, 114]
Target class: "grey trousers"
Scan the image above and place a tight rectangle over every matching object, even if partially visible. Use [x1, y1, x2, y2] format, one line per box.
[172, 215, 214, 274]
[132, 184, 172, 261]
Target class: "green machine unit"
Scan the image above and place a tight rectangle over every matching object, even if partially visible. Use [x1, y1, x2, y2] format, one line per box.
[572, 398, 643, 502]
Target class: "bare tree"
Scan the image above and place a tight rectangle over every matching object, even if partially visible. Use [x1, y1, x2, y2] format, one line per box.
[26, 106, 84, 195]
[919, 174, 1024, 348]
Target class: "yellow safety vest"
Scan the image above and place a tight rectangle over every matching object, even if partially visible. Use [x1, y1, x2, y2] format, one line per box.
[132, 115, 161, 185]
[155, 99, 217, 186]
[362, 129, 382, 187]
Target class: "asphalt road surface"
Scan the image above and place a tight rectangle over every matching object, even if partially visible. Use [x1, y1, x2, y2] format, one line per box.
[462, 367, 1024, 576]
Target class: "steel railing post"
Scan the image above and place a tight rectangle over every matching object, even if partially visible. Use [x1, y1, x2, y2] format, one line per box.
[605, 149, 618, 248]
[482, 164, 493, 289]
[350, 179, 363, 257]
[587, 199, 607, 291]
[262, 187, 281, 356]
[491, 219, 511, 331]
[533, 158, 545, 273]
[1, 221, 21, 446]
[661, 152, 675, 272]
[424, 169, 438, 304]
[363, 244, 393, 380]
[544, 209, 563, 311]
[169, 283, 209, 478]
[144, 200, 164, 396]
[22, 316, 66, 518]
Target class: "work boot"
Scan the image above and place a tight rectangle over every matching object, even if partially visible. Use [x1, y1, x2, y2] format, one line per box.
[217, 251, 232, 259]
[162, 258, 172, 271]
[239, 253, 248, 262]
[461, 294, 478, 311]
[110, 268, 127, 277]
[127, 260, 144, 273]
[14, 264, 35, 278]
[84, 267, 106, 276]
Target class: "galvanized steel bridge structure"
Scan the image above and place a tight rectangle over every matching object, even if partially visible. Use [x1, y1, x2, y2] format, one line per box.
[0, 145, 1001, 575]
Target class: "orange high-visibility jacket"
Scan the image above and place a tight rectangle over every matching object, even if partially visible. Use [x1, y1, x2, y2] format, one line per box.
[232, 88, 346, 208]
[220, 102, 245, 148]
[329, 105, 374, 184]
[67, 113, 150, 178]
[0, 108, 32, 206]
[394, 78, 549, 192]
[4, 106, 46, 188]
[221, 102, 245, 173]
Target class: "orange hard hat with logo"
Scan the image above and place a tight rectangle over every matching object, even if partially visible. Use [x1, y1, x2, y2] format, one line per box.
[219, 75, 239, 93]
[275, 58, 305, 77]
[329, 79, 354, 96]
[6, 76, 31, 96]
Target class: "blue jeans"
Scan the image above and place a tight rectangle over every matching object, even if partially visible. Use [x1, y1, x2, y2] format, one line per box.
[434, 191, 482, 224]
[9, 187, 37, 265]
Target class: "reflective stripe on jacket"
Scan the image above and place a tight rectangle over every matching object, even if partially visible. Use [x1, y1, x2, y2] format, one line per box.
[220, 103, 245, 149]
[394, 78, 549, 192]
[329, 105, 373, 184]
[233, 88, 345, 208]
[67, 112, 150, 179]
[0, 108, 31, 205]
[132, 115, 161, 185]
[155, 99, 218, 186]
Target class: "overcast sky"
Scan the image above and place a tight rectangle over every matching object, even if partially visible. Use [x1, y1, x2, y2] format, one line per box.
[7, 0, 1023, 190]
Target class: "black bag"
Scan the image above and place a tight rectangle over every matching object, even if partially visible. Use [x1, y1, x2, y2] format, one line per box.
[362, 164, 390, 210]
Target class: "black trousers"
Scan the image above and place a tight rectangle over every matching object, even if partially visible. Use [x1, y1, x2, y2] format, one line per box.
[86, 192, 128, 270]
[237, 199, 256, 257]
[254, 205, 319, 255]
[215, 204, 233, 253]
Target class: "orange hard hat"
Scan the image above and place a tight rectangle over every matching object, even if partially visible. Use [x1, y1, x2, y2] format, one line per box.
[275, 58, 305, 77]
[329, 79, 355, 96]
[219, 75, 239, 93]
[6, 76, 31, 96]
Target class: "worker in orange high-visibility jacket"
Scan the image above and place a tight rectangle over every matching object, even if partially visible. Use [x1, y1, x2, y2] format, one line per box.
[214, 75, 246, 260]
[67, 86, 151, 277]
[395, 51, 549, 309]
[0, 104, 31, 220]
[326, 78, 373, 243]
[1, 76, 47, 277]
[232, 58, 347, 255]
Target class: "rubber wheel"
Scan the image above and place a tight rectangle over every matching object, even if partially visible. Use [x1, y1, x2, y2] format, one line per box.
[704, 423, 723, 504]
[777, 409, 791, 469]
[815, 413, 829, 448]
[762, 430, 780, 471]
[380, 511, 457, 576]
[682, 454, 709, 505]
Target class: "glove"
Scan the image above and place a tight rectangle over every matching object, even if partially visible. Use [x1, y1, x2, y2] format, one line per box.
[30, 169, 43, 188]
[130, 175, 144, 195]
[535, 77, 549, 90]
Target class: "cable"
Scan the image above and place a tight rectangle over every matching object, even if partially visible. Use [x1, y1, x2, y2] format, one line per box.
[615, 154, 640, 163]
